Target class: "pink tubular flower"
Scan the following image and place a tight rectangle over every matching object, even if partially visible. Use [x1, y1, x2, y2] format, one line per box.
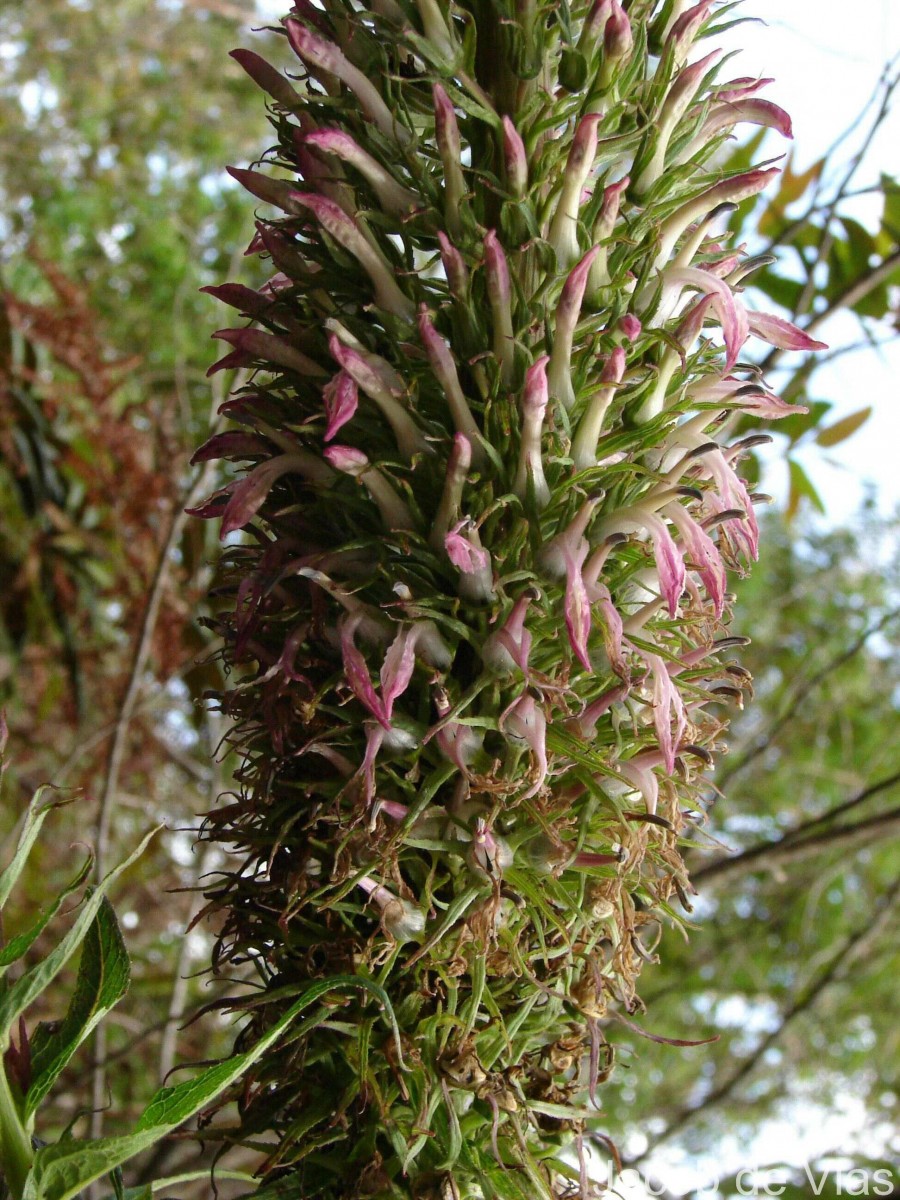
[219, 452, 334, 537]
[322, 371, 358, 441]
[574, 682, 629, 740]
[417, 306, 483, 453]
[605, 0, 632, 56]
[549, 114, 603, 266]
[515, 355, 551, 508]
[483, 230, 515, 385]
[327, 334, 427, 460]
[379, 627, 418, 720]
[482, 592, 534, 675]
[209, 327, 325, 378]
[640, 512, 686, 618]
[433, 83, 466, 233]
[663, 502, 727, 617]
[654, 167, 780, 268]
[549, 247, 601, 410]
[445, 519, 490, 574]
[503, 693, 548, 799]
[502, 115, 528, 197]
[701, 97, 793, 142]
[432, 689, 483, 770]
[747, 311, 828, 352]
[323, 444, 414, 530]
[437, 231, 469, 297]
[230, 48, 302, 108]
[643, 652, 688, 775]
[340, 614, 392, 730]
[571, 346, 627, 470]
[469, 818, 513, 878]
[303, 128, 418, 215]
[615, 751, 662, 814]
[285, 20, 408, 144]
[431, 432, 472, 551]
[356, 877, 426, 941]
[588, 581, 629, 679]
[634, 50, 720, 196]
[660, 266, 749, 370]
[292, 192, 414, 322]
[618, 314, 642, 342]
[564, 537, 593, 672]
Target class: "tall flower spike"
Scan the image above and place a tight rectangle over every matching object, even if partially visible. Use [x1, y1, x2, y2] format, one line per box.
[195, 4, 826, 1191]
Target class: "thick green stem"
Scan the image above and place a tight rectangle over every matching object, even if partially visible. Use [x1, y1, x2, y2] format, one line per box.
[0, 1063, 32, 1200]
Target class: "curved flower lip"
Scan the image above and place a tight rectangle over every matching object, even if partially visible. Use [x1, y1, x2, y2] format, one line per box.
[661, 266, 749, 370]
[445, 519, 490, 573]
[501, 693, 548, 799]
[747, 311, 828, 352]
[322, 371, 359, 441]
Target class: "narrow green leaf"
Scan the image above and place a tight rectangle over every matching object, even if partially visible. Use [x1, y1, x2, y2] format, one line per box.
[786, 459, 825, 521]
[0, 854, 92, 977]
[23, 975, 401, 1200]
[0, 826, 159, 1050]
[815, 406, 872, 448]
[26, 897, 131, 1118]
[0, 788, 56, 912]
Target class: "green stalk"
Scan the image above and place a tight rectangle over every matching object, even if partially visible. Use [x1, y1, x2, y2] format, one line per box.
[0, 1062, 32, 1200]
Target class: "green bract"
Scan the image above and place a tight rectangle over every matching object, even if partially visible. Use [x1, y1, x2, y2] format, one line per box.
[192, 2, 823, 1196]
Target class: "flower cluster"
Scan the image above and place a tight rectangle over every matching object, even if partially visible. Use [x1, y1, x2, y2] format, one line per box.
[194, 3, 823, 1196]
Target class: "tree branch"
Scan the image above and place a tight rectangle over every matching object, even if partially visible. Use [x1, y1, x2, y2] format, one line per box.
[716, 607, 900, 789]
[624, 879, 900, 1167]
[693, 801, 900, 888]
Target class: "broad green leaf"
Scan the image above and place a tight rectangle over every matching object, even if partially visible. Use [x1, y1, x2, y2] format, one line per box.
[23, 975, 401, 1200]
[0, 853, 92, 977]
[26, 897, 131, 1119]
[0, 827, 159, 1050]
[0, 788, 56, 911]
[815, 406, 872, 448]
